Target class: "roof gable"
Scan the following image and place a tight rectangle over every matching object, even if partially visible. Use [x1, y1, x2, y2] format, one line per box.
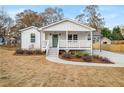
[39, 19, 95, 31]
[19, 26, 38, 32]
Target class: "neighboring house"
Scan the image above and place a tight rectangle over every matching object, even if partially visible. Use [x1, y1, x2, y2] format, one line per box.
[93, 31, 101, 43]
[0, 37, 4, 45]
[101, 37, 111, 44]
[87, 31, 101, 43]
[120, 26, 124, 37]
[19, 18, 96, 56]
[0, 36, 5, 45]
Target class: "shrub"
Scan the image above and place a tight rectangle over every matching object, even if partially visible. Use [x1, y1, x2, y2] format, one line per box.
[82, 56, 92, 62]
[59, 50, 65, 55]
[35, 50, 42, 55]
[15, 49, 24, 54]
[15, 49, 43, 55]
[83, 52, 89, 56]
[62, 52, 72, 59]
[69, 50, 76, 55]
[100, 57, 112, 63]
[92, 55, 101, 59]
[75, 52, 89, 58]
[75, 52, 83, 58]
[25, 50, 33, 55]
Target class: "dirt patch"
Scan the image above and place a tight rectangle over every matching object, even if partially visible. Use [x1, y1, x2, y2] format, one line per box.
[0, 47, 124, 87]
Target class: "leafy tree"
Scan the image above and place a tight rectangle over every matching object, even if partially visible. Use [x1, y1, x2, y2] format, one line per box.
[111, 26, 123, 40]
[75, 5, 105, 32]
[40, 7, 64, 26]
[101, 27, 111, 39]
[16, 7, 64, 28]
[16, 9, 43, 29]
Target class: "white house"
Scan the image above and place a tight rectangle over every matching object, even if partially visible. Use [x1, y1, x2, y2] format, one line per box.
[19, 18, 96, 56]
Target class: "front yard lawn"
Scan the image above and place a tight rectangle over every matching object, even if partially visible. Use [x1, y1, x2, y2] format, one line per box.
[0, 47, 124, 87]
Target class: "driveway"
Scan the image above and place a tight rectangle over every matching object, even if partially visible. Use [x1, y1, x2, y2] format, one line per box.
[93, 50, 124, 66]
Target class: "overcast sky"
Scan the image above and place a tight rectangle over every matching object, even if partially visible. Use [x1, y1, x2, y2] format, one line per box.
[1, 5, 124, 29]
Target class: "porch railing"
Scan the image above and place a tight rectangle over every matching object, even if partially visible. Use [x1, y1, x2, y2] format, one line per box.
[41, 40, 91, 56]
[41, 40, 48, 49]
[41, 40, 49, 56]
[59, 40, 91, 48]
[46, 40, 49, 56]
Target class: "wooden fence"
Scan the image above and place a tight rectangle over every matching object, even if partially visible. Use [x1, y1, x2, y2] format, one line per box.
[93, 43, 124, 52]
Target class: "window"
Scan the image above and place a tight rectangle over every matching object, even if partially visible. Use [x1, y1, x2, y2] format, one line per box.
[73, 34, 78, 40]
[31, 33, 35, 43]
[68, 34, 78, 40]
[68, 34, 72, 40]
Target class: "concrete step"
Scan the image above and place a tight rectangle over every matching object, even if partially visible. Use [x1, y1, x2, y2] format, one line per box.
[47, 48, 58, 57]
[48, 55, 58, 57]
[48, 53, 57, 55]
[49, 50, 57, 52]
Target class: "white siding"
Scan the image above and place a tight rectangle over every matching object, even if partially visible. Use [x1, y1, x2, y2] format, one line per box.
[21, 28, 40, 49]
[42, 21, 92, 31]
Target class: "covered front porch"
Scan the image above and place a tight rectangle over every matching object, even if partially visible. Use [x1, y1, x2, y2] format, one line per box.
[41, 31, 93, 55]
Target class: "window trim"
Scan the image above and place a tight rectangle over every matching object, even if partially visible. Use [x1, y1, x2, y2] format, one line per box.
[73, 34, 78, 40]
[68, 34, 73, 40]
[30, 33, 35, 43]
[68, 34, 78, 40]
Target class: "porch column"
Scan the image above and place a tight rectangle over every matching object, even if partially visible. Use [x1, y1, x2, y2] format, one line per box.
[66, 31, 68, 48]
[90, 31, 93, 55]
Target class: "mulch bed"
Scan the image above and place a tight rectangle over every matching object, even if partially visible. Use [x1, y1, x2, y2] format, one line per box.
[60, 56, 114, 64]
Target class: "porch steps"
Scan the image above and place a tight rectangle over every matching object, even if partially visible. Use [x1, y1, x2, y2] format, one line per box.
[47, 48, 58, 57]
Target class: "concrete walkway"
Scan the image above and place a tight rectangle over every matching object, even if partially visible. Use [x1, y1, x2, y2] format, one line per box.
[93, 50, 124, 65]
[46, 50, 124, 67]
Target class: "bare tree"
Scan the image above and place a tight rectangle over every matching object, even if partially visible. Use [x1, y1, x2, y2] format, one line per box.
[75, 5, 105, 32]
[40, 7, 64, 26]
[0, 7, 14, 44]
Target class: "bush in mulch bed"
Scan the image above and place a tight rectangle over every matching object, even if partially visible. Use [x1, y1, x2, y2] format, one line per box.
[59, 50, 66, 55]
[82, 56, 92, 62]
[15, 49, 24, 54]
[92, 54, 101, 59]
[75, 52, 89, 58]
[15, 49, 43, 55]
[92, 54, 113, 63]
[61, 52, 72, 59]
[61, 51, 113, 64]
[99, 57, 112, 63]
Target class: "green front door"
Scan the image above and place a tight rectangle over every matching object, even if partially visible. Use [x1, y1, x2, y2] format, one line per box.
[52, 34, 58, 47]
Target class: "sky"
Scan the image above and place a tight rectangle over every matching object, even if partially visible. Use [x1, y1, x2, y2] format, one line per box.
[1, 5, 124, 29]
